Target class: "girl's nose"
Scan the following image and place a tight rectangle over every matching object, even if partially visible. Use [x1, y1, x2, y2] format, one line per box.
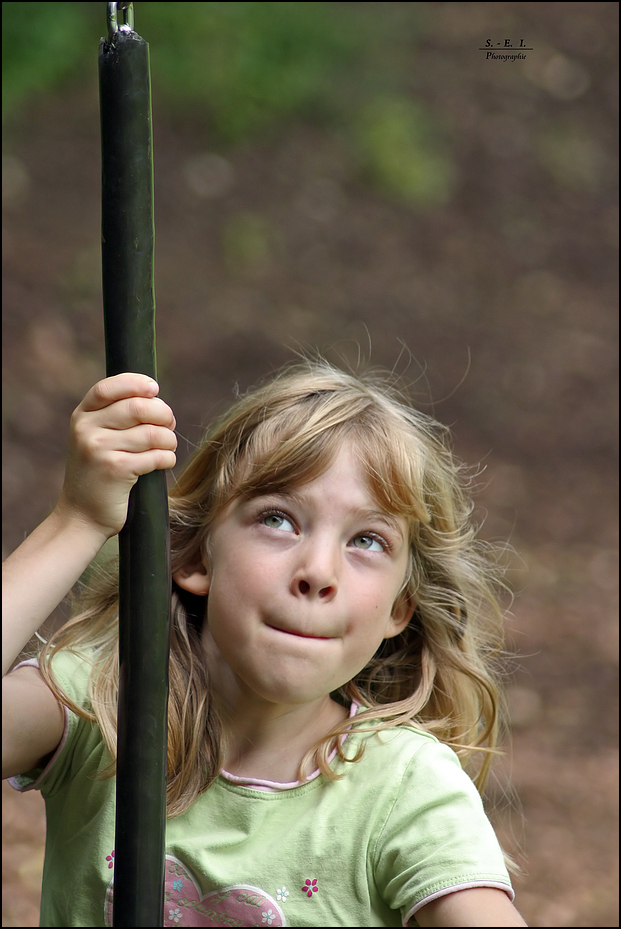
[291, 541, 339, 601]
[295, 577, 335, 599]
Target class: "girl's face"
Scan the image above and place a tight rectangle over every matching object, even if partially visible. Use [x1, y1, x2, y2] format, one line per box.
[176, 443, 412, 715]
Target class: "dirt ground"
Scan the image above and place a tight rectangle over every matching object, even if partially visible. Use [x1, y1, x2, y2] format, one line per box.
[2, 3, 618, 927]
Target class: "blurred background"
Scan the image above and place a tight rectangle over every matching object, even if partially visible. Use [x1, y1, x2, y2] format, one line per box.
[2, 2, 618, 926]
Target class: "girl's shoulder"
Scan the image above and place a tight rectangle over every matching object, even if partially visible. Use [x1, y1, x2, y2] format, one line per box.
[39, 646, 97, 701]
[348, 709, 465, 781]
[12, 647, 95, 703]
[350, 705, 444, 749]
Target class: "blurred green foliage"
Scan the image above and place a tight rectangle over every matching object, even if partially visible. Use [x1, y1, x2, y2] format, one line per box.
[2, 1, 95, 115]
[354, 96, 455, 206]
[222, 212, 275, 275]
[2, 1, 455, 207]
[141, 1, 364, 143]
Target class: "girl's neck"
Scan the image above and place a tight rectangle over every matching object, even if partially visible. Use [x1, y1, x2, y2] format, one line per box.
[219, 694, 349, 784]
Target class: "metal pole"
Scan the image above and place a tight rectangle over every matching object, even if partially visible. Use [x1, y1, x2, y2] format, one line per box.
[99, 4, 170, 925]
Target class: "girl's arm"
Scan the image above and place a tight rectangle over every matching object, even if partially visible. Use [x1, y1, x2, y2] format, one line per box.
[2, 374, 176, 775]
[2, 372, 177, 677]
[414, 888, 527, 927]
[2, 507, 111, 678]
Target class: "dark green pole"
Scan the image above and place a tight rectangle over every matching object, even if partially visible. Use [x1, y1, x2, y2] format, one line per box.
[99, 4, 170, 925]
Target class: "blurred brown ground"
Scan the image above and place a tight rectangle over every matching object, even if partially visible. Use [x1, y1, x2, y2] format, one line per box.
[2, 2, 618, 926]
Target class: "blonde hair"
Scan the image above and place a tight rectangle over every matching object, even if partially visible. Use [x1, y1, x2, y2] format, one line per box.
[38, 358, 510, 819]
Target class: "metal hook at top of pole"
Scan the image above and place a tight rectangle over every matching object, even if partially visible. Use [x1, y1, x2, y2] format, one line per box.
[107, 2, 135, 39]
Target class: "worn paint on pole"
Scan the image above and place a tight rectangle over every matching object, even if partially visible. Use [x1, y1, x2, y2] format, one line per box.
[99, 3, 171, 925]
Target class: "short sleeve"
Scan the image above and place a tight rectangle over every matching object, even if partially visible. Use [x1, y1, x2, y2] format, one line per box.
[7, 650, 107, 799]
[372, 737, 513, 924]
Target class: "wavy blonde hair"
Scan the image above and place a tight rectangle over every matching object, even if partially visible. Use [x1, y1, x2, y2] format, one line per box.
[38, 359, 511, 819]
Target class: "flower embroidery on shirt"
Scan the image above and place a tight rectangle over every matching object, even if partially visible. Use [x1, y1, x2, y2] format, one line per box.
[168, 906, 183, 924]
[172, 878, 184, 892]
[105, 850, 115, 869]
[302, 878, 319, 897]
[262, 909, 276, 925]
[276, 886, 289, 902]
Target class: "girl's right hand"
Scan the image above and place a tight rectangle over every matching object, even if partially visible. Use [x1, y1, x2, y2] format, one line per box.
[55, 373, 178, 539]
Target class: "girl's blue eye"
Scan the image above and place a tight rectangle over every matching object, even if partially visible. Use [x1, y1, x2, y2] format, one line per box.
[262, 513, 295, 532]
[352, 534, 384, 552]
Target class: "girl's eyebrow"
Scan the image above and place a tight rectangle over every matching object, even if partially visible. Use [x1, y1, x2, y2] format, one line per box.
[258, 491, 405, 543]
[351, 509, 405, 542]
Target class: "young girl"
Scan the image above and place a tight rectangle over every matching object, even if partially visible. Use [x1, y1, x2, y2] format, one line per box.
[3, 360, 527, 928]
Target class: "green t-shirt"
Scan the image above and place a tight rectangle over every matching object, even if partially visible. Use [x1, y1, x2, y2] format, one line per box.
[10, 652, 513, 927]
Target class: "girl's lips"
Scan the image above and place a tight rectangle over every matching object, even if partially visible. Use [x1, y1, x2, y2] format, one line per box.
[269, 625, 330, 640]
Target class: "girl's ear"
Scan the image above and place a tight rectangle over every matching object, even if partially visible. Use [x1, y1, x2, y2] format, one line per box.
[385, 594, 415, 639]
[173, 559, 211, 596]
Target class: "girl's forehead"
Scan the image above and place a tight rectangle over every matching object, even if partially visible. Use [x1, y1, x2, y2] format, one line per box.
[251, 442, 371, 495]
[224, 432, 422, 527]
[247, 468, 408, 526]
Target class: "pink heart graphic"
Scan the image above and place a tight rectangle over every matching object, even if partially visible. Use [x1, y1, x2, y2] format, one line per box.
[105, 855, 287, 927]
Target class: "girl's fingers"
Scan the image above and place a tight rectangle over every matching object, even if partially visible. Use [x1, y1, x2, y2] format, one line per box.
[75, 394, 176, 432]
[118, 448, 177, 476]
[97, 448, 177, 484]
[107, 397, 176, 430]
[105, 423, 178, 454]
[80, 373, 159, 413]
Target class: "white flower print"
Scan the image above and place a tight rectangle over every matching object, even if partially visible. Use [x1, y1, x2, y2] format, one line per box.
[276, 886, 289, 902]
[262, 909, 275, 925]
[168, 906, 183, 924]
